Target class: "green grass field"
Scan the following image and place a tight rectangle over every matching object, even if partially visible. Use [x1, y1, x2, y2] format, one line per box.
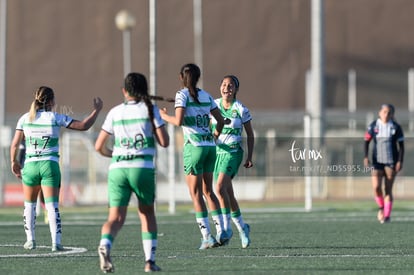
[1, 201, 414, 274]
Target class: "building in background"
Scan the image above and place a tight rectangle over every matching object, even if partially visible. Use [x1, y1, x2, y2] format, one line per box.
[2, 0, 414, 206]
[4, 0, 414, 122]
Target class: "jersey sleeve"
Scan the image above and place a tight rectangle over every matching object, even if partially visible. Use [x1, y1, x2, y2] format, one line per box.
[364, 122, 374, 141]
[240, 104, 252, 124]
[209, 94, 218, 111]
[15, 114, 28, 130]
[101, 109, 114, 135]
[174, 90, 187, 108]
[396, 123, 404, 142]
[55, 113, 74, 128]
[152, 105, 165, 129]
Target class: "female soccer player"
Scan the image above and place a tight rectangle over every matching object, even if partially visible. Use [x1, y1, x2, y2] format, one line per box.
[10, 86, 103, 251]
[160, 63, 229, 249]
[211, 75, 254, 248]
[95, 72, 169, 273]
[364, 103, 404, 223]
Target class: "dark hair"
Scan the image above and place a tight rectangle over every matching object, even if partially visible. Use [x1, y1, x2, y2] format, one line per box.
[180, 63, 201, 104]
[29, 86, 55, 122]
[124, 72, 156, 131]
[124, 73, 148, 98]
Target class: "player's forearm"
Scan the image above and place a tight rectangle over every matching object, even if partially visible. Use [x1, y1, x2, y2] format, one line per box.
[246, 136, 254, 161]
[81, 109, 100, 130]
[162, 114, 181, 126]
[10, 145, 18, 163]
[10, 133, 23, 163]
[98, 146, 112, 158]
[364, 141, 370, 158]
[398, 142, 404, 162]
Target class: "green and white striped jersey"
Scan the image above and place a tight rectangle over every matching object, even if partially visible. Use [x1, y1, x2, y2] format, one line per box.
[174, 88, 218, 147]
[16, 111, 74, 163]
[101, 100, 165, 169]
[211, 98, 252, 153]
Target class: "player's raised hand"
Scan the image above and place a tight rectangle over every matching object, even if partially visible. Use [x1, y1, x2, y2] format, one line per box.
[93, 97, 103, 112]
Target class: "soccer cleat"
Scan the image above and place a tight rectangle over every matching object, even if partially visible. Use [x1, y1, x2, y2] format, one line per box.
[227, 227, 233, 239]
[377, 208, 384, 223]
[52, 243, 64, 252]
[199, 235, 219, 250]
[98, 245, 114, 273]
[240, 224, 250, 248]
[224, 227, 233, 245]
[383, 217, 391, 223]
[144, 260, 161, 272]
[23, 240, 36, 250]
[217, 230, 230, 246]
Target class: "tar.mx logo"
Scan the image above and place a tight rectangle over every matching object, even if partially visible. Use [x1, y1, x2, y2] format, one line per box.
[288, 140, 323, 163]
[53, 105, 74, 116]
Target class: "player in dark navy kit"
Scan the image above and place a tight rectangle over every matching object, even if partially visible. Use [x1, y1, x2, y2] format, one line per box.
[364, 104, 404, 223]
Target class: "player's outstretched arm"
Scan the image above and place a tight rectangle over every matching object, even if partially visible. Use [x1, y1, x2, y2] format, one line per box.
[160, 107, 185, 126]
[68, 97, 103, 131]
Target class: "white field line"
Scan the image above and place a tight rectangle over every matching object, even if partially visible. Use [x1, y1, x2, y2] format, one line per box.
[2, 211, 414, 226]
[165, 253, 414, 259]
[0, 244, 87, 258]
[212, 254, 414, 258]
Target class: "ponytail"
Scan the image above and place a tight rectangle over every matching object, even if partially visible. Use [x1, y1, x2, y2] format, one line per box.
[142, 96, 157, 133]
[180, 63, 201, 104]
[28, 86, 55, 122]
[124, 73, 157, 132]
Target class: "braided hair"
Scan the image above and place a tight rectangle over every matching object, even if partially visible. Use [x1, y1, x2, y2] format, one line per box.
[180, 63, 201, 104]
[124, 73, 156, 131]
[28, 86, 55, 122]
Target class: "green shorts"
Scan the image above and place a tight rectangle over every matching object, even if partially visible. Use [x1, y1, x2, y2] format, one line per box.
[214, 150, 243, 180]
[107, 167, 155, 207]
[22, 160, 61, 188]
[183, 144, 216, 175]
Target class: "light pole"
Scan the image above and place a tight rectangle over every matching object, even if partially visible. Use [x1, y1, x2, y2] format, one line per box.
[193, 0, 203, 87]
[115, 10, 136, 77]
[149, 0, 156, 96]
[0, 0, 7, 127]
[0, 0, 7, 206]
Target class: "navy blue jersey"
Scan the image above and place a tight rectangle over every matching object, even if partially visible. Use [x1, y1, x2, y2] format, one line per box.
[365, 119, 404, 165]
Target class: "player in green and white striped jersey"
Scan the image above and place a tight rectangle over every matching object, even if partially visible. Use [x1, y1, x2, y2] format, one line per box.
[10, 86, 103, 252]
[160, 63, 229, 249]
[211, 75, 254, 248]
[95, 72, 169, 273]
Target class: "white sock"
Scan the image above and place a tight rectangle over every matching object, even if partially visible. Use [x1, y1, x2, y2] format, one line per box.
[99, 238, 112, 249]
[222, 213, 231, 232]
[45, 202, 61, 245]
[35, 197, 41, 217]
[23, 201, 36, 241]
[143, 239, 157, 262]
[196, 216, 211, 240]
[232, 215, 245, 232]
[211, 214, 224, 235]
